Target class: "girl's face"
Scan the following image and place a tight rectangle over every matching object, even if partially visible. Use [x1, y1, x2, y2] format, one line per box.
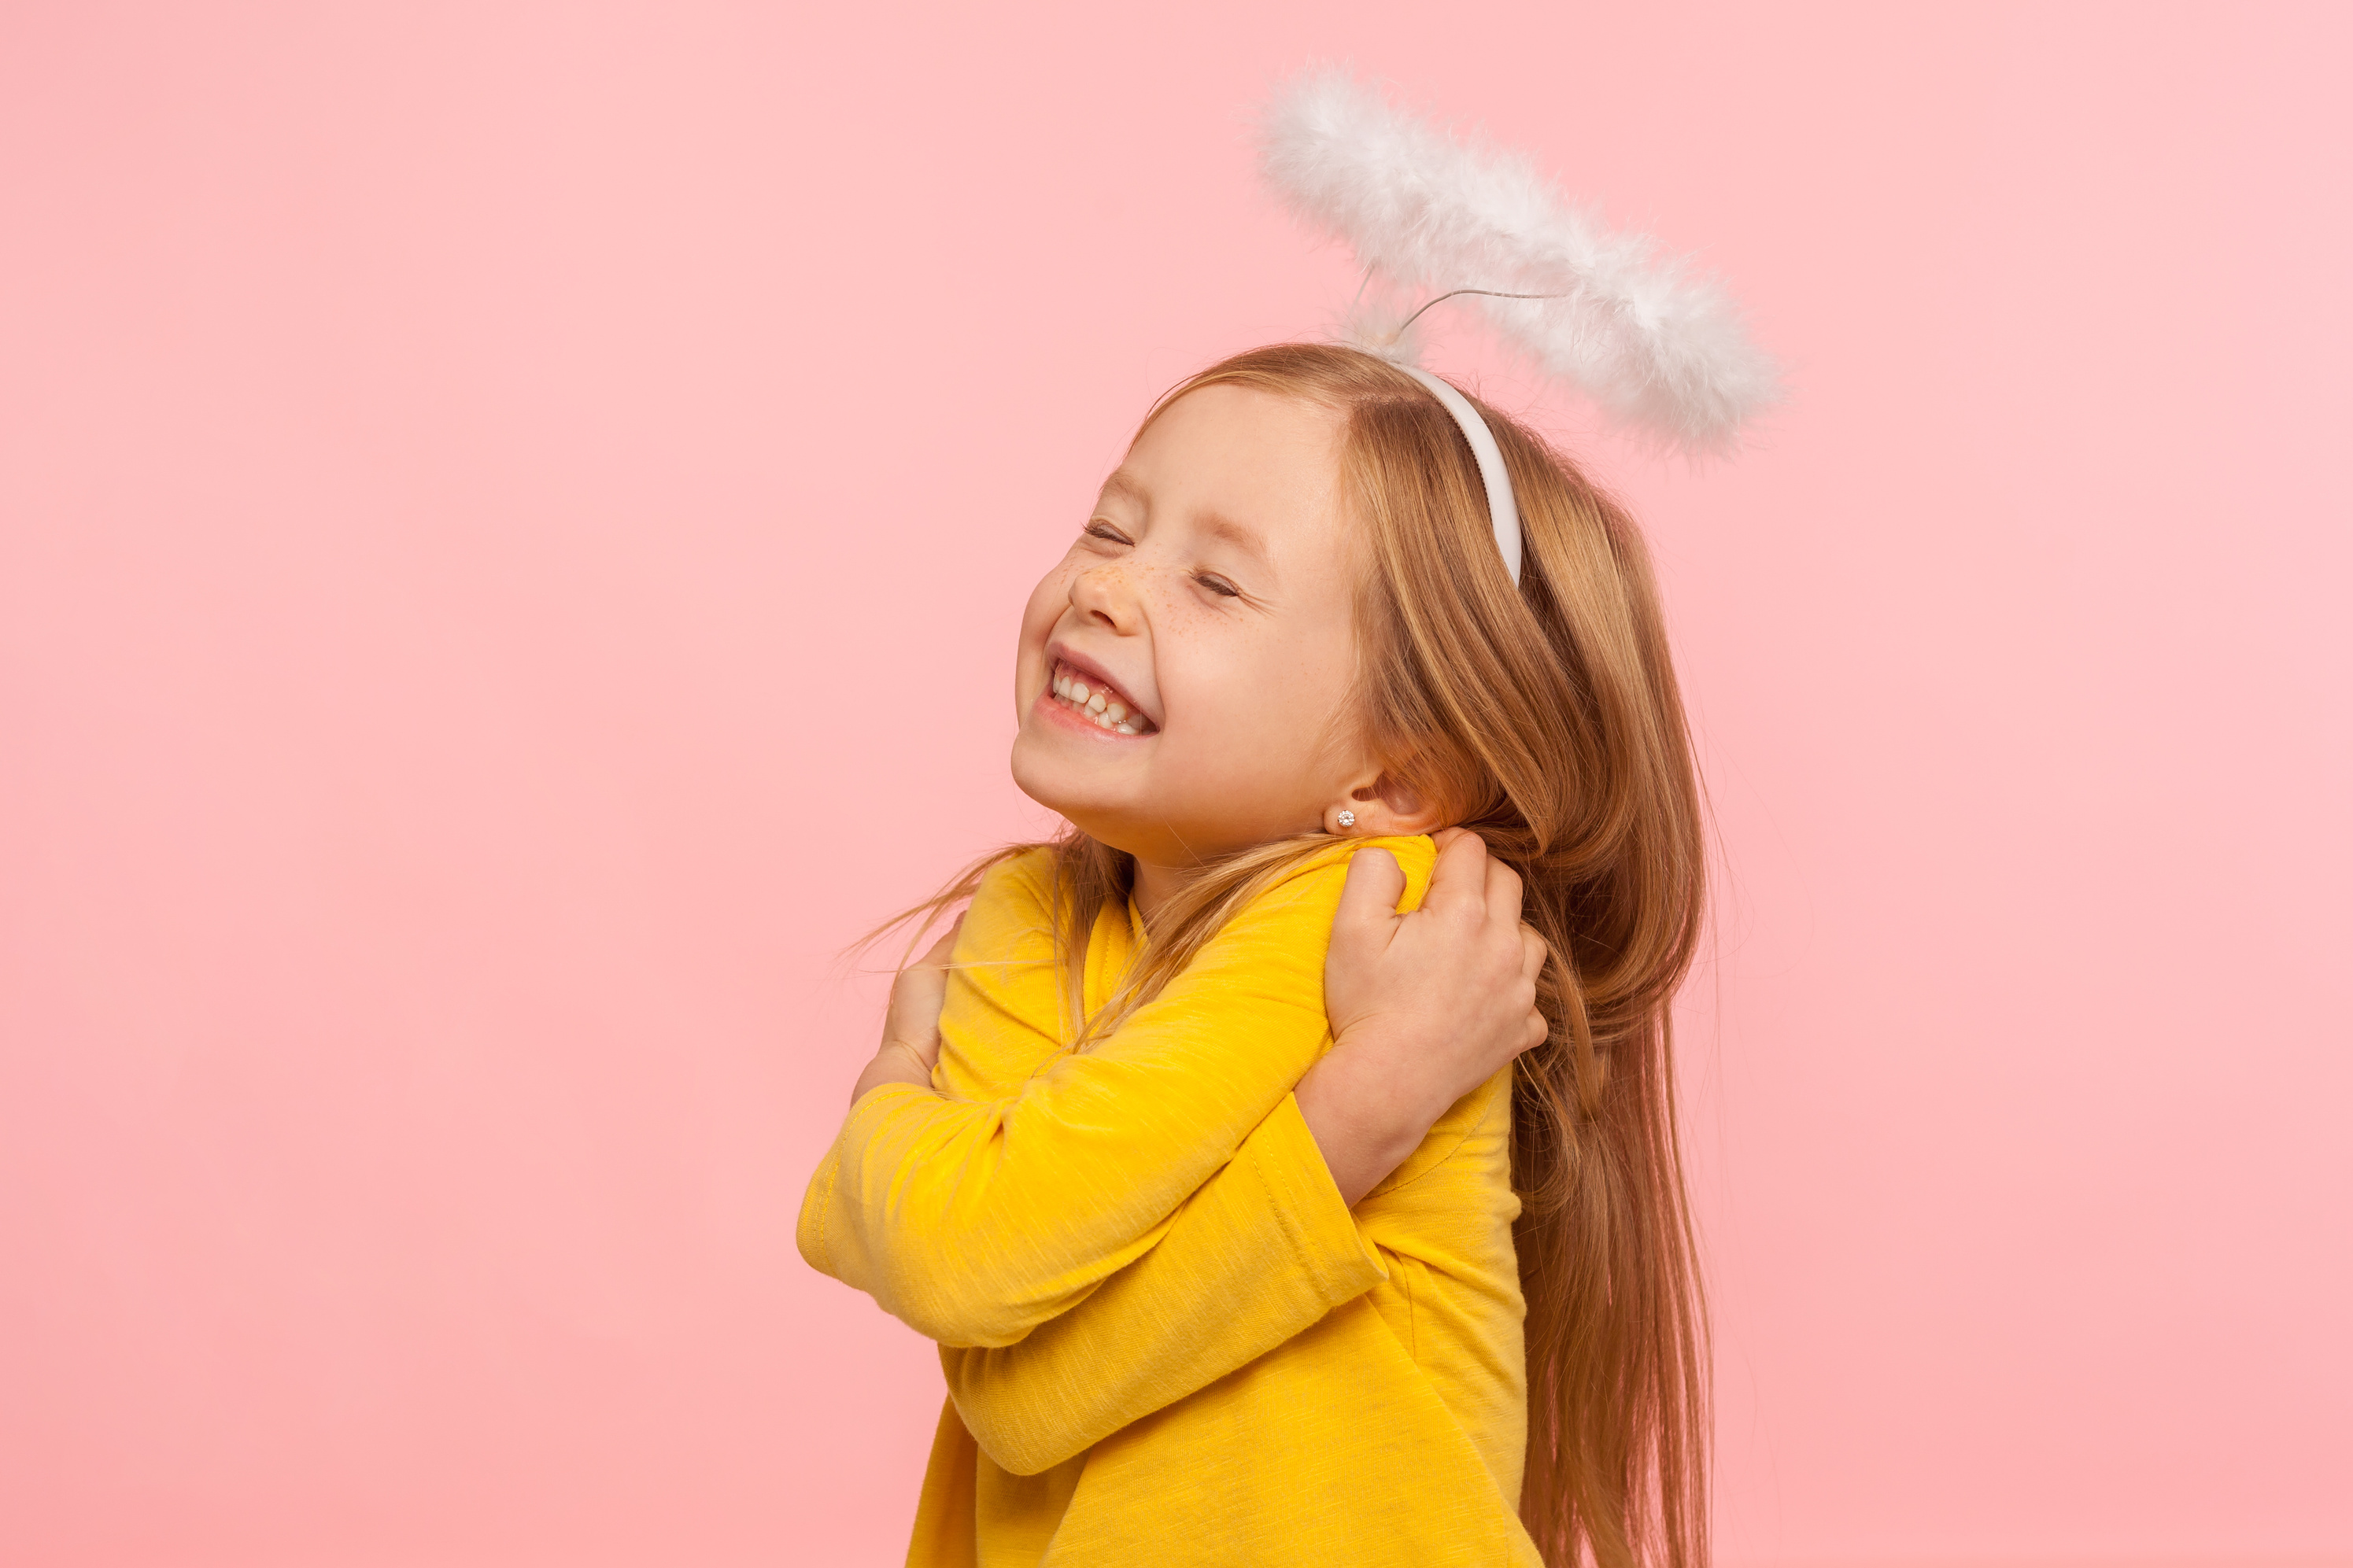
[1011, 384, 1394, 877]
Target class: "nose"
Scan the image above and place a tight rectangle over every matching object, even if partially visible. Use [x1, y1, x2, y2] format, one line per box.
[1068, 560, 1140, 634]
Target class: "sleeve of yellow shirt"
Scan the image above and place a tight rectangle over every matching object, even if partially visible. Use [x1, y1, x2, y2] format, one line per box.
[948, 1063, 1525, 1485]
[796, 837, 1432, 1352]
[940, 1090, 1389, 1474]
[938, 1069, 1517, 1478]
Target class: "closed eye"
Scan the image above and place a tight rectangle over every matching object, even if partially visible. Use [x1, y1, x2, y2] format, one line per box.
[1084, 521, 1132, 545]
[1195, 572, 1242, 598]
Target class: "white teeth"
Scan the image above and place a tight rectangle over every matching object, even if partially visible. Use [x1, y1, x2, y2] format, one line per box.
[1048, 662, 1149, 734]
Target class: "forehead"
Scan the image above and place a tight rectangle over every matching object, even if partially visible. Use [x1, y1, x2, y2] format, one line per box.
[1111, 384, 1350, 547]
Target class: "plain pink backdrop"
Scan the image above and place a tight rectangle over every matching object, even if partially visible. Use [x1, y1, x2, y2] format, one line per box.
[3, 2, 2348, 1565]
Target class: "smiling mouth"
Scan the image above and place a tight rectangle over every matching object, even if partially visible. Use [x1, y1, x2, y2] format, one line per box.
[1049, 660, 1154, 735]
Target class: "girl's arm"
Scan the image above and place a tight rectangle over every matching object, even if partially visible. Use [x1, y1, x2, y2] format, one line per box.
[798, 836, 1535, 1352]
[941, 1072, 1522, 1477]
[831, 924, 1385, 1476]
[862, 836, 1544, 1474]
[941, 1090, 1385, 1475]
[845, 832, 1541, 1192]
[1296, 832, 1547, 1203]
[798, 848, 1376, 1349]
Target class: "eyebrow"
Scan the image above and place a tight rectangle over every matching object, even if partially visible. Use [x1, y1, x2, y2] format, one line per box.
[1096, 471, 1273, 569]
[1199, 511, 1272, 566]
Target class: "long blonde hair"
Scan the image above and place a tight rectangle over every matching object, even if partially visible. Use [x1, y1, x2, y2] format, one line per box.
[896, 344, 1709, 1568]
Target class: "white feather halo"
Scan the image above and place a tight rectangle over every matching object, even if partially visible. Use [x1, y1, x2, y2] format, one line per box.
[1258, 68, 1781, 455]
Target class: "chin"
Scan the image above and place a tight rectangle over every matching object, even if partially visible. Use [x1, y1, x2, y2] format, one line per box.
[1008, 751, 1146, 857]
[1010, 736, 1110, 824]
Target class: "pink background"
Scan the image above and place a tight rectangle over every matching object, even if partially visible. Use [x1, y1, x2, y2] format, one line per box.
[4, 2, 2348, 1565]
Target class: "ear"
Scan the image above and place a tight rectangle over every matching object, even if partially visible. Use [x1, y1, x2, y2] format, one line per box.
[1322, 769, 1449, 837]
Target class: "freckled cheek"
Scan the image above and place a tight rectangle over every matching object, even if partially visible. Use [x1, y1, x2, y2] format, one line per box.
[1127, 578, 1221, 637]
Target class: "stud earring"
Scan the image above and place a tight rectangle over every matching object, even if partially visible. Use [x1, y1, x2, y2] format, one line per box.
[1335, 809, 1356, 830]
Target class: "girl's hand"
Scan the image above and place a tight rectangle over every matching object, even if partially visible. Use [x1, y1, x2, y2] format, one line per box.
[848, 917, 962, 1105]
[1296, 829, 1548, 1205]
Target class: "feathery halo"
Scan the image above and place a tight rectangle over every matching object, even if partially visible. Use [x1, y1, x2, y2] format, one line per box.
[1258, 68, 1780, 455]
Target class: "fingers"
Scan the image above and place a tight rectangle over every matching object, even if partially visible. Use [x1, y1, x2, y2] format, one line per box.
[888, 954, 951, 1016]
[1482, 854, 1525, 931]
[1428, 831, 1526, 938]
[883, 917, 961, 1072]
[913, 913, 964, 972]
[1421, 828, 1490, 919]
[1334, 847, 1409, 939]
[1515, 923, 1551, 1057]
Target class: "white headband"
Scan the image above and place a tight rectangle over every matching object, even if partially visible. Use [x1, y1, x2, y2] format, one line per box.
[1392, 363, 1523, 586]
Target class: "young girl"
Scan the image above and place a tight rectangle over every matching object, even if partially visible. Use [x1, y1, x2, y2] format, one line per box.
[800, 343, 1709, 1567]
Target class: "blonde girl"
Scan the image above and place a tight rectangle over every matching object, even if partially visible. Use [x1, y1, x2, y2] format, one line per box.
[801, 344, 1708, 1568]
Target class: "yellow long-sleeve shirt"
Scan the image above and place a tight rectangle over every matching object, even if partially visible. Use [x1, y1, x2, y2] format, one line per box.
[798, 836, 1541, 1566]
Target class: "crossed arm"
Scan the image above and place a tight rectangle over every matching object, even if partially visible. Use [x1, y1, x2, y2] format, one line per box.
[814, 831, 1544, 1473]
[851, 830, 1546, 1203]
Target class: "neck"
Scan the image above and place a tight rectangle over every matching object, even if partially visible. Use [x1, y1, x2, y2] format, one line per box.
[1127, 856, 1206, 925]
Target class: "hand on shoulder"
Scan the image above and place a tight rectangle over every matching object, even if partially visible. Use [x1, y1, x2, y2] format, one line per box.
[1296, 829, 1549, 1205]
[848, 916, 963, 1106]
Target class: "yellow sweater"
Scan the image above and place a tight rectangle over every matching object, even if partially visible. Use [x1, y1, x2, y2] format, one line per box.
[798, 836, 1540, 1566]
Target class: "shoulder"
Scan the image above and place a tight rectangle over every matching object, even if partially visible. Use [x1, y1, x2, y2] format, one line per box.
[953, 846, 1065, 961]
[1349, 833, 1437, 909]
[1213, 834, 1438, 945]
[972, 845, 1062, 913]
[1255, 833, 1435, 911]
